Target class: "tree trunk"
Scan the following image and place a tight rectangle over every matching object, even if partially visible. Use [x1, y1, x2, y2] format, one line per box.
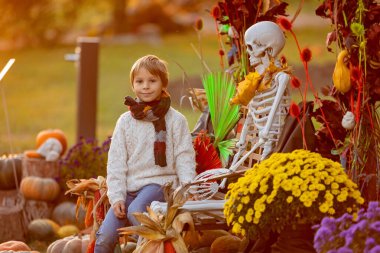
[112, 0, 129, 34]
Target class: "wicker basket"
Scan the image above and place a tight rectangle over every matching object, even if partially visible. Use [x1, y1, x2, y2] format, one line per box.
[23, 200, 54, 225]
[0, 189, 27, 243]
[22, 157, 60, 178]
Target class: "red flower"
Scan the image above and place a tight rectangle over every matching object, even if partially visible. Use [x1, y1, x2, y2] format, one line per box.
[289, 102, 300, 118]
[194, 18, 203, 31]
[211, 5, 221, 19]
[280, 55, 287, 66]
[219, 49, 225, 56]
[193, 131, 222, 174]
[291, 76, 301, 89]
[350, 65, 362, 82]
[277, 17, 292, 31]
[301, 48, 312, 62]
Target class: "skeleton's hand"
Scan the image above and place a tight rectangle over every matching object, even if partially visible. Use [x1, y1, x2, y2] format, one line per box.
[236, 140, 246, 149]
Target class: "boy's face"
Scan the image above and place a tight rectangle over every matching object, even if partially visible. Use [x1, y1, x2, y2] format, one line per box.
[132, 67, 164, 102]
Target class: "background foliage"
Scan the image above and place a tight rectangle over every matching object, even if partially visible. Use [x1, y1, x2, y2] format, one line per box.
[0, 0, 336, 154]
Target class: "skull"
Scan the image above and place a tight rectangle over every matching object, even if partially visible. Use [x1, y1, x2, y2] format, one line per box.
[244, 21, 285, 67]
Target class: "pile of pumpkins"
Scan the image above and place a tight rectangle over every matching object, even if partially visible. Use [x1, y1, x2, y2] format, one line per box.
[27, 201, 85, 241]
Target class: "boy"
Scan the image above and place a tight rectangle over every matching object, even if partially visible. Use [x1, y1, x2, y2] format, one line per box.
[95, 55, 196, 253]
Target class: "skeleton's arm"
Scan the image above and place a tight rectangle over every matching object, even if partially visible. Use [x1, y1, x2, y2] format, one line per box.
[260, 72, 290, 140]
[236, 111, 253, 148]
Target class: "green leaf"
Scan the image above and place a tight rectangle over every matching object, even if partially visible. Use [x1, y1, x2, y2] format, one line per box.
[218, 138, 238, 166]
[202, 72, 240, 148]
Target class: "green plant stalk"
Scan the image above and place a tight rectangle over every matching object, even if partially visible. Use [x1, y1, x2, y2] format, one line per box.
[202, 72, 240, 147]
[218, 138, 238, 167]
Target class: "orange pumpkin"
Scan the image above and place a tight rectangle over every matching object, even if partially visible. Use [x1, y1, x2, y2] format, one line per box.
[0, 154, 22, 190]
[20, 176, 60, 201]
[0, 240, 31, 251]
[36, 129, 67, 155]
[24, 150, 43, 159]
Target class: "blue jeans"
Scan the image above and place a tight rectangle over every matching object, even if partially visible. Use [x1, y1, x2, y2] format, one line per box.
[94, 184, 165, 253]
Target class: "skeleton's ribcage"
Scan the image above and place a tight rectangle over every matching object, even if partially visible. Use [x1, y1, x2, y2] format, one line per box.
[234, 83, 291, 169]
[250, 83, 291, 142]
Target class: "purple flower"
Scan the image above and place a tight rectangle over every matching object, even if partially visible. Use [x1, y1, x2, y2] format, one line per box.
[369, 221, 380, 233]
[337, 247, 353, 253]
[336, 213, 353, 224]
[365, 238, 376, 252]
[343, 235, 353, 247]
[314, 227, 333, 250]
[369, 246, 380, 253]
[368, 201, 379, 211]
[322, 217, 337, 230]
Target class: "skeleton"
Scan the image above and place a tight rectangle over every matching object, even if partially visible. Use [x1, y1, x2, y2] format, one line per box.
[191, 21, 292, 197]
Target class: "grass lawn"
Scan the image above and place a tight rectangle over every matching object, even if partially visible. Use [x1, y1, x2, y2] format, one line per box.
[0, 26, 335, 154]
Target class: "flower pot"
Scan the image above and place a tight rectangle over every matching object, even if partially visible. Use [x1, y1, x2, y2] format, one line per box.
[271, 223, 315, 253]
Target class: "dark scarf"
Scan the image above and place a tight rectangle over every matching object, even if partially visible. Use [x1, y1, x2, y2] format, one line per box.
[124, 91, 171, 167]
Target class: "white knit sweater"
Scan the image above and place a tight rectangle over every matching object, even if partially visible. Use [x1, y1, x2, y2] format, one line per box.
[106, 107, 196, 206]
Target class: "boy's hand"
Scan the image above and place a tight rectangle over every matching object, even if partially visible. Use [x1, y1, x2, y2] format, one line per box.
[113, 200, 126, 219]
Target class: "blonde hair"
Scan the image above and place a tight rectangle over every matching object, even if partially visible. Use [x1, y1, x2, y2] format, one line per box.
[130, 55, 169, 87]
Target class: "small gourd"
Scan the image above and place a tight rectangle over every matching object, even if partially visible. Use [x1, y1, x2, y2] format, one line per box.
[210, 235, 245, 253]
[57, 225, 80, 238]
[52, 201, 78, 226]
[27, 218, 60, 241]
[183, 229, 230, 250]
[333, 50, 351, 93]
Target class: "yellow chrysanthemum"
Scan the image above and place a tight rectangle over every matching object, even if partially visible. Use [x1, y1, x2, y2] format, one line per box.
[357, 197, 365, 204]
[259, 185, 268, 194]
[292, 189, 302, 197]
[319, 203, 329, 213]
[223, 149, 364, 239]
[328, 208, 335, 215]
[325, 191, 334, 201]
[242, 196, 250, 204]
[254, 211, 262, 219]
[281, 179, 292, 191]
[304, 201, 312, 207]
[232, 223, 241, 234]
[316, 184, 326, 191]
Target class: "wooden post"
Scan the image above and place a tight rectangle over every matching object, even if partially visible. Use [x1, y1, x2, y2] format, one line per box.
[76, 37, 99, 140]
